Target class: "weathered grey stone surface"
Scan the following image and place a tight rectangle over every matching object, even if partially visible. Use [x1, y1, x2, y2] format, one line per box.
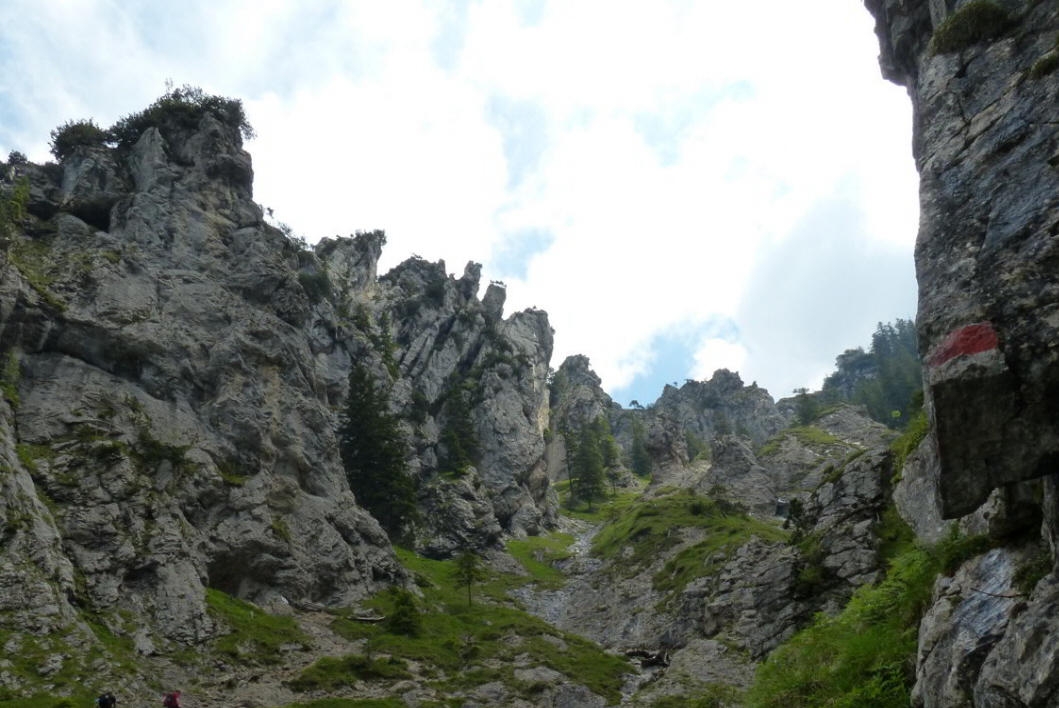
[912, 549, 1021, 708]
[865, 3, 1059, 704]
[696, 434, 776, 514]
[650, 369, 787, 450]
[0, 104, 557, 683]
[866, 0, 1059, 517]
[894, 436, 951, 544]
[759, 404, 888, 494]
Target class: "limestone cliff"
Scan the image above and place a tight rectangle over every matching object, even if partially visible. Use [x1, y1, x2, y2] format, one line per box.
[866, 0, 1059, 704]
[0, 98, 554, 694]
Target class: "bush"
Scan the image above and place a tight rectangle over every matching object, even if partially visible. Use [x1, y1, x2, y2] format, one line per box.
[1029, 52, 1059, 79]
[109, 84, 255, 151]
[1013, 549, 1052, 596]
[298, 270, 332, 304]
[891, 410, 929, 479]
[385, 588, 421, 637]
[49, 119, 109, 160]
[935, 525, 993, 575]
[930, 0, 1015, 55]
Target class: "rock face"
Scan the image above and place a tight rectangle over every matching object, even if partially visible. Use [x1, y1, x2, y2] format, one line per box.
[0, 101, 555, 685]
[651, 370, 788, 449]
[866, 0, 1059, 518]
[379, 257, 556, 544]
[548, 359, 789, 486]
[866, 1, 1059, 705]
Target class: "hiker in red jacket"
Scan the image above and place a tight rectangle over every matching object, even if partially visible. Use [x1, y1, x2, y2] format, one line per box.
[162, 691, 181, 708]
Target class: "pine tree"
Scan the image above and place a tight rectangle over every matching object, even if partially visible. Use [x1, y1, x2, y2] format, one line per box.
[630, 419, 651, 478]
[592, 415, 621, 470]
[337, 363, 417, 539]
[571, 424, 606, 509]
[453, 549, 486, 606]
[438, 388, 480, 476]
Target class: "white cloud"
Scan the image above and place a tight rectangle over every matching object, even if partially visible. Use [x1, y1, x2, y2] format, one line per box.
[0, 0, 918, 402]
[692, 338, 749, 382]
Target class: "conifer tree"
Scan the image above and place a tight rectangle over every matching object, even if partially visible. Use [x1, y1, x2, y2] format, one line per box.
[630, 419, 652, 478]
[453, 549, 486, 606]
[592, 415, 621, 470]
[337, 363, 417, 539]
[571, 424, 606, 509]
[438, 388, 480, 476]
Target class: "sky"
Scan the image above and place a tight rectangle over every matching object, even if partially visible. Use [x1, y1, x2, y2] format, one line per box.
[0, 0, 919, 407]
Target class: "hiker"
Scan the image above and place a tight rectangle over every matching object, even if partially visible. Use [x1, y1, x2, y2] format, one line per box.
[162, 691, 181, 708]
[96, 692, 116, 708]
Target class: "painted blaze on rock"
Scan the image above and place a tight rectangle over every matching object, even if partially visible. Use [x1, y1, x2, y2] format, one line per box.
[926, 321, 1018, 517]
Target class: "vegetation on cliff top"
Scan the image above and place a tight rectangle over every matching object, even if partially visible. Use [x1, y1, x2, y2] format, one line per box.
[820, 319, 921, 429]
[48, 84, 255, 160]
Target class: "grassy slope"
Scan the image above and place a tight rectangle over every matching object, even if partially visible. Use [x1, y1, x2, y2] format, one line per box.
[315, 546, 630, 705]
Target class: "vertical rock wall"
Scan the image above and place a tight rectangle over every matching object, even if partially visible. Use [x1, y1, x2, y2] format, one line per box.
[866, 2, 1059, 705]
[866, 0, 1059, 518]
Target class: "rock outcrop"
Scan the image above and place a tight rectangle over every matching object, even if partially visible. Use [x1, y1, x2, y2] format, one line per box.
[866, 1, 1059, 704]
[0, 98, 556, 694]
[866, 0, 1059, 518]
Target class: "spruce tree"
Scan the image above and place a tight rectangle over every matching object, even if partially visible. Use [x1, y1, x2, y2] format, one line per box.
[630, 419, 652, 478]
[453, 549, 486, 606]
[572, 424, 606, 509]
[438, 388, 480, 476]
[592, 415, 621, 470]
[337, 363, 417, 539]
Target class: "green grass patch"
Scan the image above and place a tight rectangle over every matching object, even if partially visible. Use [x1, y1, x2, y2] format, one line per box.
[330, 548, 630, 703]
[891, 411, 928, 480]
[287, 655, 410, 691]
[557, 480, 643, 523]
[592, 491, 785, 574]
[876, 504, 916, 567]
[205, 588, 310, 665]
[1, 350, 20, 406]
[653, 513, 786, 605]
[935, 525, 994, 575]
[1030, 52, 1059, 79]
[747, 544, 939, 708]
[759, 426, 845, 458]
[506, 533, 574, 588]
[1013, 549, 1052, 596]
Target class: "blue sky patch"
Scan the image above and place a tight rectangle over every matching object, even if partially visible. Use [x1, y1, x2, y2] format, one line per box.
[488, 228, 554, 280]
